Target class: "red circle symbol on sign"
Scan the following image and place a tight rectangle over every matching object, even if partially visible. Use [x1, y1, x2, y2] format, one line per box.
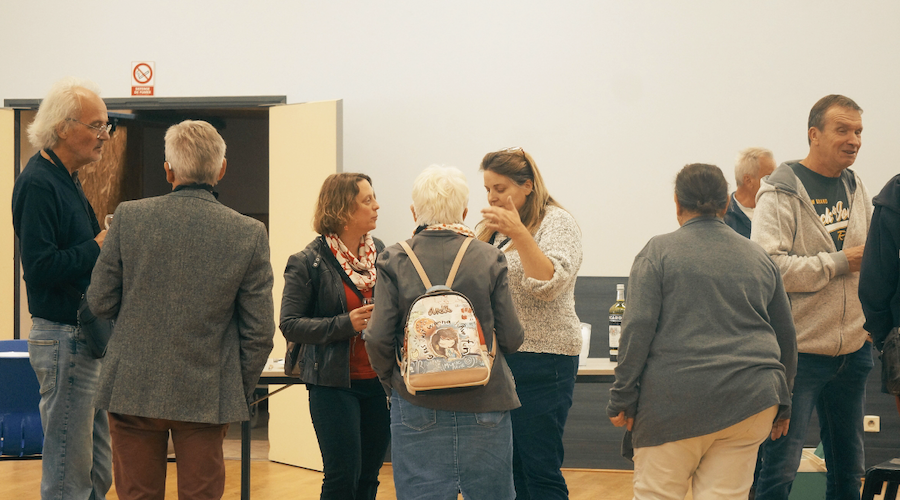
[133, 64, 153, 84]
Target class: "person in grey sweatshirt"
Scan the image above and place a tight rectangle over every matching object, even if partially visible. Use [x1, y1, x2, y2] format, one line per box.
[608, 163, 797, 500]
[751, 95, 873, 500]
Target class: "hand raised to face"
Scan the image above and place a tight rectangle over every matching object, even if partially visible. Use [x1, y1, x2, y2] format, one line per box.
[481, 196, 526, 239]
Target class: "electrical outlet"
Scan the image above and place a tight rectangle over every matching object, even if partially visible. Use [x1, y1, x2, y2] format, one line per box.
[864, 415, 880, 432]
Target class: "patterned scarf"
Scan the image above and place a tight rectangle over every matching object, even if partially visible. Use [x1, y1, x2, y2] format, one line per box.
[416, 223, 476, 238]
[324, 233, 378, 291]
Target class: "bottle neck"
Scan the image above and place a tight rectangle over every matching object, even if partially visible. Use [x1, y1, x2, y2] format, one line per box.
[616, 289, 625, 302]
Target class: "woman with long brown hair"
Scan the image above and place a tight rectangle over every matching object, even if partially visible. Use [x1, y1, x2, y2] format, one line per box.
[478, 147, 583, 500]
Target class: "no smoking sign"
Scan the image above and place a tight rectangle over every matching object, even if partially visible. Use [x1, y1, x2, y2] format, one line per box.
[131, 61, 155, 96]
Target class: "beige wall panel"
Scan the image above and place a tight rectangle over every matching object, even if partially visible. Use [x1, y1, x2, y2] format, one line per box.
[267, 100, 341, 471]
[0, 109, 13, 339]
[17, 111, 36, 338]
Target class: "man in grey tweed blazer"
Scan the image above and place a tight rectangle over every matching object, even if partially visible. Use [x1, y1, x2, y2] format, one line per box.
[87, 120, 275, 499]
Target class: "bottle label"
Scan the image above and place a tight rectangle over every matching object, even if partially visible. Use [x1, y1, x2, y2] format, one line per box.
[608, 324, 621, 348]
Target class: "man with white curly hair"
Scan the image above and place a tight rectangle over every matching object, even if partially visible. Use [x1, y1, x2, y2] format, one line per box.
[11, 77, 113, 499]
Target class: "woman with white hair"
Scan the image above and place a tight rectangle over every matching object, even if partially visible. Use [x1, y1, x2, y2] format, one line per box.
[365, 165, 525, 499]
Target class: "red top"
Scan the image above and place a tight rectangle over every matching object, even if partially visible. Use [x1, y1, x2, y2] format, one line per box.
[344, 281, 377, 380]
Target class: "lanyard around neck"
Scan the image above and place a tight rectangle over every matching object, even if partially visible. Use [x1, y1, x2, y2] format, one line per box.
[487, 231, 511, 249]
[44, 149, 69, 173]
[44, 149, 98, 233]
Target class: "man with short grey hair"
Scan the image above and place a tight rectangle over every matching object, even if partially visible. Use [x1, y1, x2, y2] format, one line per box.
[88, 120, 275, 499]
[11, 77, 113, 500]
[752, 95, 872, 500]
[724, 147, 775, 238]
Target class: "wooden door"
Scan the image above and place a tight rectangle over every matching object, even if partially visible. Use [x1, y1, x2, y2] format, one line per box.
[267, 99, 343, 471]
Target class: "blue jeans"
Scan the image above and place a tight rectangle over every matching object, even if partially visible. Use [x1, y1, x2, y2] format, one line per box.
[504, 352, 578, 500]
[28, 318, 112, 500]
[389, 391, 514, 500]
[756, 343, 873, 500]
[308, 378, 391, 500]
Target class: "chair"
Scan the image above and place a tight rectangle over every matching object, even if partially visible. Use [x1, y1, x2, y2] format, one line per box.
[0, 340, 43, 457]
[862, 459, 900, 500]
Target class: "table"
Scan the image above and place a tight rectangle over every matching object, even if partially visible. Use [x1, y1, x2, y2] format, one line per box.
[575, 357, 617, 383]
[240, 357, 617, 499]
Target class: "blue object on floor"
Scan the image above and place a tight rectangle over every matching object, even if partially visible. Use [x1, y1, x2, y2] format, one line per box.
[0, 339, 44, 457]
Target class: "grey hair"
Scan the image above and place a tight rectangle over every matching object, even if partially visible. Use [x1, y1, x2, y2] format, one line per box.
[164, 120, 227, 185]
[27, 77, 102, 150]
[412, 165, 469, 226]
[734, 147, 773, 187]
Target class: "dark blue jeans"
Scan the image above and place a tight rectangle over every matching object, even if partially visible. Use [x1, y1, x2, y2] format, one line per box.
[308, 378, 391, 500]
[505, 352, 578, 500]
[756, 343, 873, 500]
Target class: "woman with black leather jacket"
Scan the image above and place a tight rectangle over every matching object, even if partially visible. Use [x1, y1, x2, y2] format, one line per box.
[279, 173, 390, 500]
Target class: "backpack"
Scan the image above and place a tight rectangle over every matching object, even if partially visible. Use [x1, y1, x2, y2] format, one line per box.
[397, 237, 496, 395]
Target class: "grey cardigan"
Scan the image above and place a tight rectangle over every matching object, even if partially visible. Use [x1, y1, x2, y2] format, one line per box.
[365, 230, 524, 412]
[607, 216, 797, 448]
[88, 188, 275, 424]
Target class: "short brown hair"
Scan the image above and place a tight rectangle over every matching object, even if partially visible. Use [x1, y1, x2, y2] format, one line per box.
[808, 95, 862, 144]
[313, 173, 373, 235]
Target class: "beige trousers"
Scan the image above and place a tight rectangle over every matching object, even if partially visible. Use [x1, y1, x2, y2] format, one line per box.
[632, 405, 778, 500]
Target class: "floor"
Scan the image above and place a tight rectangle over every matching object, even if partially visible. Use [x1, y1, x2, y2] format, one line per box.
[2, 459, 638, 500]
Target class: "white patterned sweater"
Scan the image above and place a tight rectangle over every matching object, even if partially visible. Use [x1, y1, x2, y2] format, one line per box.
[489, 205, 583, 355]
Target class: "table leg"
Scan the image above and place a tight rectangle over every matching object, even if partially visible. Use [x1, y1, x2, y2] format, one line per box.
[241, 419, 251, 500]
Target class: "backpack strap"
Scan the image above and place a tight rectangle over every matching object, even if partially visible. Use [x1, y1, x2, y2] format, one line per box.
[445, 238, 472, 288]
[398, 240, 432, 289]
[399, 237, 473, 289]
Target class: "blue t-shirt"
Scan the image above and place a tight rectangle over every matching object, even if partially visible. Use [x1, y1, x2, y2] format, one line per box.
[791, 163, 849, 251]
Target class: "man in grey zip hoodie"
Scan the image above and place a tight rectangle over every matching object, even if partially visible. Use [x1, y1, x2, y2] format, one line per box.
[752, 95, 873, 500]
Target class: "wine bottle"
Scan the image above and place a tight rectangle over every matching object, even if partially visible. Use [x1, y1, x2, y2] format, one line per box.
[608, 284, 626, 362]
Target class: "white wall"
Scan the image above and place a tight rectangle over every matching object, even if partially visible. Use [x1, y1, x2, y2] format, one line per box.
[4, 1, 899, 276]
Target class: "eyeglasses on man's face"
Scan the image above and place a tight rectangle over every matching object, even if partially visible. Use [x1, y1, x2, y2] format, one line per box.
[66, 118, 116, 139]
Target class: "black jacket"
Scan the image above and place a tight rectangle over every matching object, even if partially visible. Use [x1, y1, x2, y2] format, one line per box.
[723, 192, 752, 239]
[860, 174, 900, 349]
[279, 236, 384, 388]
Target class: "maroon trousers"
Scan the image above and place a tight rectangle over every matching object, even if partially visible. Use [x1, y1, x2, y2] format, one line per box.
[108, 413, 229, 500]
